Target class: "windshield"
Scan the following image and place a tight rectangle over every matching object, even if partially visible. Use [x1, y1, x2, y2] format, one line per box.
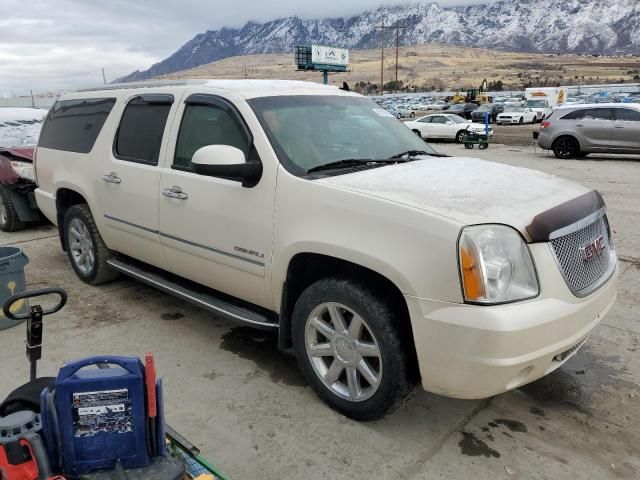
[526, 100, 547, 108]
[248, 95, 436, 175]
[448, 104, 464, 110]
[504, 105, 524, 112]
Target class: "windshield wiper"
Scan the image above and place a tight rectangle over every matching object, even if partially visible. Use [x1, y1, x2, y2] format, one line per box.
[388, 150, 449, 159]
[307, 159, 391, 174]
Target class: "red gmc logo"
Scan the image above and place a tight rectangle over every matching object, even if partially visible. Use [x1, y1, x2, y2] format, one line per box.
[580, 235, 606, 262]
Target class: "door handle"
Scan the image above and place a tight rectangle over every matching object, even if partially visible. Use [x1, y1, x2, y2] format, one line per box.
[614, 124, 625, 129]
[575, 124, 584, 127]
[102, 172, 121, 184]
[162, 186, 188, 200]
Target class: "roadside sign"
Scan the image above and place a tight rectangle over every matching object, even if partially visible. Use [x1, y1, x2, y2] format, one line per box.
[311, 45, 349, 67]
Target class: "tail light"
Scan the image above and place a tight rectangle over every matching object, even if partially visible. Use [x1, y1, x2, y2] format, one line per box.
[540, 121, 551, 129]
[33, 147, 39, 185]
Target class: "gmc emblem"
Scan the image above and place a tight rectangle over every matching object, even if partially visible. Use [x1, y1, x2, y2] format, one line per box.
[580, 235, 606, 262]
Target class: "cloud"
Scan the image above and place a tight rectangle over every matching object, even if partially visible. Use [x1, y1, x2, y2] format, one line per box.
[0, 0, 487, 93]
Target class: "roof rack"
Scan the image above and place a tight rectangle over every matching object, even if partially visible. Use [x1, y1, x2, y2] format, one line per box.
[76, 79, 209, 93]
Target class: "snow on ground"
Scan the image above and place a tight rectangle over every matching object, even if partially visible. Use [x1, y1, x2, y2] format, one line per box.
[0, 107, 47, 147]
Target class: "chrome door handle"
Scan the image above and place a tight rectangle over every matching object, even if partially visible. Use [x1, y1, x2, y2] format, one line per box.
[162, 186, 188, 200]
[102, 172, 121, 184]
[614, 124, 625, 128]
[575, 124, 584, 127]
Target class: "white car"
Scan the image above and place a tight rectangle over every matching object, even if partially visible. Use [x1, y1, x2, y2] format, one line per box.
[396, 106, 416, 118]
[496, 106, 537, 125]
[525, 99, 552, 122]
[428, 101, 447, 110]
[405, 113, 494, 143]
[34, 80, 617, 421]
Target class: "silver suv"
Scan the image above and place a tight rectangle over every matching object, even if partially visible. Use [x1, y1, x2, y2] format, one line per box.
[538, 103, 640, 158]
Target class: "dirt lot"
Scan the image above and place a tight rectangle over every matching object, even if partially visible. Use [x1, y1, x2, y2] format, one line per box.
[0, 145, 638, 479]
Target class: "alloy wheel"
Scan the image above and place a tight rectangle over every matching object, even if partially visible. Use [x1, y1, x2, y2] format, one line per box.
[68, 218, 95, 274]
[305, 302, 382, 402]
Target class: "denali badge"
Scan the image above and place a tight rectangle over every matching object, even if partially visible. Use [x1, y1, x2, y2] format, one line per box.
[580, 235, 606, 262]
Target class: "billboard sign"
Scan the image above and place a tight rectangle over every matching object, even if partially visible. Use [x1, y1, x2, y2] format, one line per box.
[311, 45, 349, 67]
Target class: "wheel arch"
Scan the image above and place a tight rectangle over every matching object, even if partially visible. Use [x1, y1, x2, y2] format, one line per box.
[551, 133, 582, 151]
[55, 187, 90, 251]
[278, 252, 418, 377]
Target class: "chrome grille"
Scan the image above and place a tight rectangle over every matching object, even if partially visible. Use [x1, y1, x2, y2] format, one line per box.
[550, 215, 611, 294]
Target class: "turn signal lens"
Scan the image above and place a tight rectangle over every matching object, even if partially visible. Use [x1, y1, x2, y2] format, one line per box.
[460, 240, 485, 301]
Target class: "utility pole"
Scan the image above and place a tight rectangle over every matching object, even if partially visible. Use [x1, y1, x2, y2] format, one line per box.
[102, 68, 106, 85]
[380, 19, 384, 95]
[30, 90, 35, 108]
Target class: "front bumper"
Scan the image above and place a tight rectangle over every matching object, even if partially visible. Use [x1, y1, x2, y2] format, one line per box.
[405, 243, 618, 399]
[496, 117, 522, 124]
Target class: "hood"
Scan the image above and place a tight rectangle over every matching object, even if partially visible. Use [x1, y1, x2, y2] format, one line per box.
[0, 147, 34, 161]
[318, 156, 589, 237]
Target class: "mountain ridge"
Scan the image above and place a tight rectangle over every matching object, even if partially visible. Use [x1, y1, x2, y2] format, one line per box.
[118, 0, 640, 82]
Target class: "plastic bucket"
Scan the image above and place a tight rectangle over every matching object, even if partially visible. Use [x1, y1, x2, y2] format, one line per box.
[0, 246, 29, 330]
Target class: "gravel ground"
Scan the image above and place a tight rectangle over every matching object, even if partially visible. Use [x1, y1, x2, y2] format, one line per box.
[0, 143, 638, 479]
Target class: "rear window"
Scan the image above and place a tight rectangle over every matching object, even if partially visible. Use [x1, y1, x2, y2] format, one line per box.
[38, 98, 116, 153]
[114, 95, 173, 165]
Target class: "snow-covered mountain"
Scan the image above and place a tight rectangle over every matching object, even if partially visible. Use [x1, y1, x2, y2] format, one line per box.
[119, 0, 640, 82]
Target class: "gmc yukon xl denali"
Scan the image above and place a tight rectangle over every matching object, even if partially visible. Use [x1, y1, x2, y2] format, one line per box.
[34, 80, 618, 420]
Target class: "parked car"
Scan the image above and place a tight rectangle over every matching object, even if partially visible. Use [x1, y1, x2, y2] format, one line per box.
[446, 102, 478, 119]
[405, 113, 493, 143]
[35, 80, 617, 420]
[0, 107, 48, 231]
[396, 105, 416, 118]
[384, 106, 403, 119]
[496, 106, 537, 125]
[428, 101, 447, 110]
[470, 104, 504, 123]
[538, 103, 640, 159]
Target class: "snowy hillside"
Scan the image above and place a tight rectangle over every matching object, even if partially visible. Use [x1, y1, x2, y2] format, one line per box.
[119, 0, 640, 82]
[0, 108, 46, 147]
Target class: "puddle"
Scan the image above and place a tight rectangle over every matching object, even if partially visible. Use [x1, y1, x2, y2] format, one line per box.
[459, 431, 501, 458]
[529, 406, 545, 417]
[219, 327, 306, 387]
[161, 312, 185, 321]
[494, 418, 527, 433]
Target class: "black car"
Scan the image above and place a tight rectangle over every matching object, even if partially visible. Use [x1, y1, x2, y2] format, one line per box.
[447, 102, 478, 120]
[471, 104, 504, 123]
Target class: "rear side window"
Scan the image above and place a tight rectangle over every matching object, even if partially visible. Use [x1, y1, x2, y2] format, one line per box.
[38, 98, 116, 153]
[561, 108, 612, 121]
[114, 95, 173, 165]
[418, 117, 432, 123]
[613, 108, 640, 122]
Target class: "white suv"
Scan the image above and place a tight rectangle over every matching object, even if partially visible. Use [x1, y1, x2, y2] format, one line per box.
[34, 80, 618, 420]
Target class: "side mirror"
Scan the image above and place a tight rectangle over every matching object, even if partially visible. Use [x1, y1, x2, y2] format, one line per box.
[191, 145, 262, 188]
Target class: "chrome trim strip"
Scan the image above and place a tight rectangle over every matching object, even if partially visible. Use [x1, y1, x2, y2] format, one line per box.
[103, 214, 265, 267]
[548, 207, 606, 240]
[107, 259, 277, 329]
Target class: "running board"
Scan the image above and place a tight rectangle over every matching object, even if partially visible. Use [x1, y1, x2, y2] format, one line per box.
[107, 258, 278, 330]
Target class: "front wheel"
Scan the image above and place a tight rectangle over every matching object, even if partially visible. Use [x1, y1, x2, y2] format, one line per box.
[456, 130, 468, 143]
[0, 187, 25, 232]
[63, 204, 119, 285]
[552, 136, 580, 159]
[292, 278, 415, 421]
[396, 113, 402, 119]
[519, 117, 524, 125]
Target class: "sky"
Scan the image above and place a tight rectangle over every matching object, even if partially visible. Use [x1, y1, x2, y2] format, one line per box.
[0, 0, 483, 95]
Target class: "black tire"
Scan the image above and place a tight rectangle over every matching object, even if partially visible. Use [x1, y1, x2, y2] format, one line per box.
[456, 130, 468, 143]
[396, 113, 402, 119]
[292, 278, 415, 421]
[465, 143, 474, 149]
[518, 117, 524, 125]
[552, 136, 580, 159]
[410, 112, 415, 118]
[63, 204, 118, 285]
[0, 187, 25, 232]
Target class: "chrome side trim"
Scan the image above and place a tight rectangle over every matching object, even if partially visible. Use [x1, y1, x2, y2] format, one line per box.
[548, 207, 606, 240]
[103, 214, 265, 266]
[107, 258, 277, 329]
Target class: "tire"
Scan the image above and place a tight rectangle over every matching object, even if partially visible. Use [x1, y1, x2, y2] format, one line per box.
[63, 204, 118, 285]
[552, 136, 580, 159]
[465, 143, 474, 149]
[0, 187, 25, 232]
[396, 113, 402, 119]
[292, 278, 415, 421]
[410, 112, 415, 118]
[456, 130, 468, 143]
[518, 117, 524, 125]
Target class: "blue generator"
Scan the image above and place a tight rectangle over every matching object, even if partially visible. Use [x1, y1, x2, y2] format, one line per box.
[46, 356, 151, 475]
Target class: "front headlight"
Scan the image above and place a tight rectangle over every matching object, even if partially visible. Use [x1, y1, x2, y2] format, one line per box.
[10, 160, 34, 181]
[458, 225, 539, 304]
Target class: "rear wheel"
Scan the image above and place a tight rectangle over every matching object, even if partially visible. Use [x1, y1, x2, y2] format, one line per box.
[63, 204, 118, 285]
[552, 136, 580, 159]
[292, 278, 415, 421]
[0, 187, 24, 232]
[410, 112, 415, 118]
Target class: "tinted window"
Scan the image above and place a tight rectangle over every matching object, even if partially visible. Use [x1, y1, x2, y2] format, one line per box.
[561, 108, 612, 121]
[614, 108, 640, 122]
[174, 103, 250, 169]
[431, 116, 447, 124]
[38, 98, 116, 153]
[114, 96, 172, 165]
[418, 116, 432, 123]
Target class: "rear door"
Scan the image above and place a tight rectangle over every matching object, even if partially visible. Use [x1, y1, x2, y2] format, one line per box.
[611, 107, 640, 152]
[96, 94, 176, 266]
[573, 108, 613, 150]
